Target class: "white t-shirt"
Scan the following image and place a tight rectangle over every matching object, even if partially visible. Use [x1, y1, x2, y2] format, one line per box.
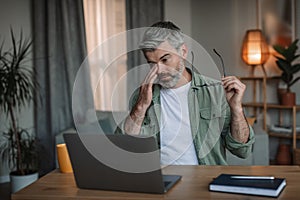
[160, 82, 198, 165]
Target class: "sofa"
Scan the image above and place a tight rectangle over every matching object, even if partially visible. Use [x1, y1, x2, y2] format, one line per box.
[226, 123, 269, 165]
[56, 111, 269, 166]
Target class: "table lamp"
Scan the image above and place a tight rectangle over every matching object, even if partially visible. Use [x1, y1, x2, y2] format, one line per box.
[241, 29, 270, 76]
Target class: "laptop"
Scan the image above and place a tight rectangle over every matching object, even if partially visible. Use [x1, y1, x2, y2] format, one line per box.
[63, 133, 182, 194]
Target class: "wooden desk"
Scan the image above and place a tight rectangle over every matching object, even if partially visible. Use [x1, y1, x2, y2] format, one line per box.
[12, 165, 300, 200]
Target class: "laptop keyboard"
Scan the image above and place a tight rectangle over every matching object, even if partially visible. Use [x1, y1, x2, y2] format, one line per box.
[164, 181, 171, 188]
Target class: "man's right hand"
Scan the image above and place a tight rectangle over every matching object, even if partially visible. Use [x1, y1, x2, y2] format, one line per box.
[135, 65, 158, 113]
[124, 66, 158, 135]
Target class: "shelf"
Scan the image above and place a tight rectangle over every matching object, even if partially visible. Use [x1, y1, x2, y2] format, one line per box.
[242, 103, 300, 109]
[242, 102, 264, 108]
[267, 104, 300, 109]
[241, 75, 299, 152]
[268, 131, 300, 139]
[239, 76, 281, 80]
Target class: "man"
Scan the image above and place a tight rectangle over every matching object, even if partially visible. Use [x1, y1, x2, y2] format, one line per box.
[115, 21, 255, 165]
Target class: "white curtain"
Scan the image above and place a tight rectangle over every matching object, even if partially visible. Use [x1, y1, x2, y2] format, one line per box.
[83, 0, 127, 111]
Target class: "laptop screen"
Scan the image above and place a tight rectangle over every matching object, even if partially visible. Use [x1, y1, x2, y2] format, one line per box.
[64, 133, 181, 194]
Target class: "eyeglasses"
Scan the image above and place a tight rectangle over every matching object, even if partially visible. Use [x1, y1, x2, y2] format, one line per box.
[190, 49, 226, 77]
[213, 49, 226, 77]
[190, 50, 224, 87]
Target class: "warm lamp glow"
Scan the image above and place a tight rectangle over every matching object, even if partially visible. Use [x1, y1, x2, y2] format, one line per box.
[241, 29, 270, 66]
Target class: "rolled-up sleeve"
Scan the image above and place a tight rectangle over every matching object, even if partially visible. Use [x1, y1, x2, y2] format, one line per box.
[225, 125, 255, 158]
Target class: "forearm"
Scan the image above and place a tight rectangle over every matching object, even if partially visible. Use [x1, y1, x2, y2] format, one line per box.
[124, 104, 147, 135]
[230, 108, 250, 143]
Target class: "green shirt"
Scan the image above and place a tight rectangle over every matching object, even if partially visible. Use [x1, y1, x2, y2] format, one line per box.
[115, 69, 255, 165]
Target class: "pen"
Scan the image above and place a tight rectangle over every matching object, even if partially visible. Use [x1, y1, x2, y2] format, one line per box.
[230, 176, 275, 180]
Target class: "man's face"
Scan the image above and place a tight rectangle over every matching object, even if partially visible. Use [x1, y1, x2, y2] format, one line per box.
[144, 41, 186, 88]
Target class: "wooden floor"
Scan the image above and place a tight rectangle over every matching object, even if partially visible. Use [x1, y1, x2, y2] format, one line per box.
[0, 182, 11, 200]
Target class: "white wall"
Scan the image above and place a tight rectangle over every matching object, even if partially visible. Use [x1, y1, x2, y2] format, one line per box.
[191, 0, 258, 76]
[164, 0, 192, 37]
[190, 0, 270, 122]
[0, 0, 33, 183]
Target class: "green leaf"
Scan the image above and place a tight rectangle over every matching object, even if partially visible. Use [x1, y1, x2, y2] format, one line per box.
[273, 45, 285, 55]
[273, 39, 300, 62]
[291, 64, 300, 74]
[276, 59, 291, 73]
[281, 72, 293, 84]
[273, 39, 300, 87]
[0, 28, 39, 174]
[289, 76, 300, 87]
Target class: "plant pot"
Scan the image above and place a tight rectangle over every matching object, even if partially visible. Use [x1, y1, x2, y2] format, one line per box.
[10, 171, 38, 193]
[277, 88, 287, 104]
[281, 92, 296, 106]
[276, 144, 291, 165]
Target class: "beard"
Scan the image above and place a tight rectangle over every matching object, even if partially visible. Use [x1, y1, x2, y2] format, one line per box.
[158, 59, 185, 88]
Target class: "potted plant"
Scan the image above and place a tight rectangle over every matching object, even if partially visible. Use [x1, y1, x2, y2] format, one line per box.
[273, 39, 300, 106]
[0, 29, 39, 193]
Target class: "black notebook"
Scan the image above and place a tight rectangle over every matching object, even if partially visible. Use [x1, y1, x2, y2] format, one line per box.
[209, 174, 286, 197]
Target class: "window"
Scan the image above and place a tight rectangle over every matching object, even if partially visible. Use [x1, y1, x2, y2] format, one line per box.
[83, 0, 127, 111]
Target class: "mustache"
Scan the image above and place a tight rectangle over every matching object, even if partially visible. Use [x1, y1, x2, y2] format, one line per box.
[157, 72, 174, 79]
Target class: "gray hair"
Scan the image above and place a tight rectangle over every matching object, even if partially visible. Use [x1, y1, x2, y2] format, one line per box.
[139, 21, 184, 52]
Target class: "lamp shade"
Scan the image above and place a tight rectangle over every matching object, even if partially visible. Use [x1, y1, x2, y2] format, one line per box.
[241, 29, 270, 65]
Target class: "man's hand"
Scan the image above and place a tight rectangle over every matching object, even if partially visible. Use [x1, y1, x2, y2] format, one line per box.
[124, 66, 158, 135]
[221, 76, 249, 143]
[221, 76, 245, 112]
[134, 66, 158, 114]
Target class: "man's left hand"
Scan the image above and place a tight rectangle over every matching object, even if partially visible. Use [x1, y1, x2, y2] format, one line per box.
[221, 76, 246, 112]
